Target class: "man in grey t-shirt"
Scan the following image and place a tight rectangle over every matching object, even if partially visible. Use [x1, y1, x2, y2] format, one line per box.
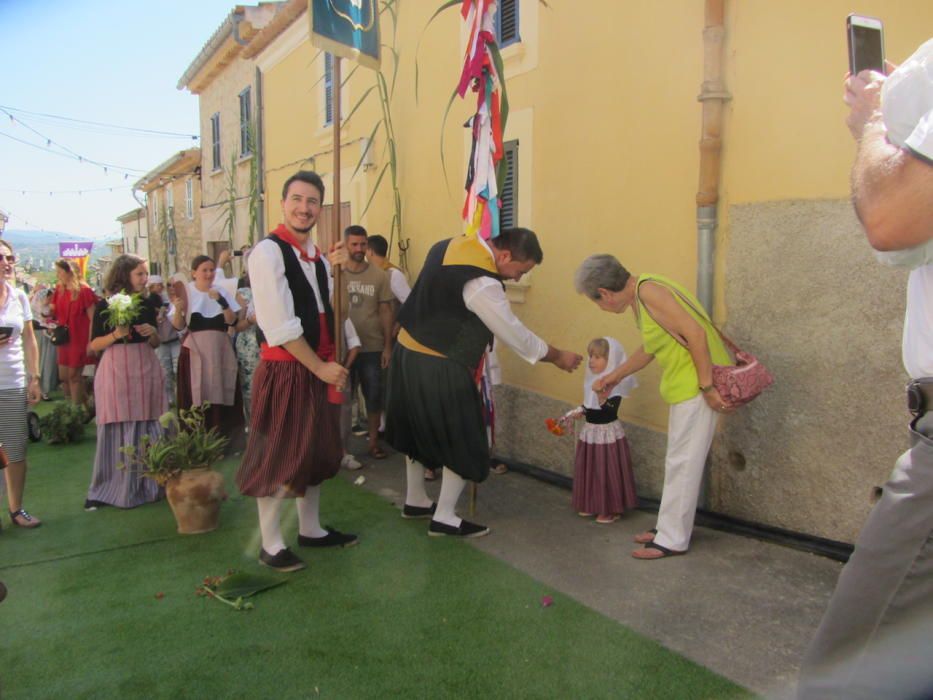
[343, 225, 394, 459]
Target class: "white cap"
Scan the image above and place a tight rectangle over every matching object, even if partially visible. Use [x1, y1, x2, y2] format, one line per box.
[147, 275, 164, 285]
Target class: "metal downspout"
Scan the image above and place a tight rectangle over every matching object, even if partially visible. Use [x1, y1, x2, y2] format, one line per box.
[696, 0, 731, 313]
[255, 67, 265, 239]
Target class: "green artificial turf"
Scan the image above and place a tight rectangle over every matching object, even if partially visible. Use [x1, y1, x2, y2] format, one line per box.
[1, 406, 751, 699]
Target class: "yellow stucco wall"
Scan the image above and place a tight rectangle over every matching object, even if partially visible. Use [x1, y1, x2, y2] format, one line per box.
[258, 1, 933, 436]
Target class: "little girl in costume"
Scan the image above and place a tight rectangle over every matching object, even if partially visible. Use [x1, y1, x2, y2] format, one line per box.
[563, 337, 639, 523]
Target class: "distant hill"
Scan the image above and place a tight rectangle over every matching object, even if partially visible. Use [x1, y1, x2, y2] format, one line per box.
[2, 229, 113, 273]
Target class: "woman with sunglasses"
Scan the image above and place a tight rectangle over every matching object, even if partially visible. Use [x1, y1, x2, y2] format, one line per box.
[0, 240, 42, 529]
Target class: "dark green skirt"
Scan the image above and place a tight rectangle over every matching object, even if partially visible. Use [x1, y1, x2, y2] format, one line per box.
[385, 344, 490, 483]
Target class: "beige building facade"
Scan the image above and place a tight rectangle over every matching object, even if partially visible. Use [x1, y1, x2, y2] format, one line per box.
[116, 207, 149, 261]
[179, 1, 933, 545]
[134, 149, 202, 279]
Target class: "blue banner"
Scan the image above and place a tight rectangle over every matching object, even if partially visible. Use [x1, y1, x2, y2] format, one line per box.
[310, 0, 381, 70]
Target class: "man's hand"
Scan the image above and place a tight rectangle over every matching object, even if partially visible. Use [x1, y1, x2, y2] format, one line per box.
[328, 240, 348, 267]
[844, 67, 890, 140]
[381, 346, 392, 369]
[552, 349, 583, 372]
[314, 360, 349, 389]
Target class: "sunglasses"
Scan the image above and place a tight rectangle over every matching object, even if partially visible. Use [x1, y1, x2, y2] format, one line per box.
[1, 255, 16, 263]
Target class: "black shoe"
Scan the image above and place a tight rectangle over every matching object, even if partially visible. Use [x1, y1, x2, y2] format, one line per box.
[428, 519, 490, 538]
[297, 529, 359, 548]
[402, 502, 437, 520]
[83, 499, 107, 512]
[259, 547, 306, 572]
[351, 424, 368, 437]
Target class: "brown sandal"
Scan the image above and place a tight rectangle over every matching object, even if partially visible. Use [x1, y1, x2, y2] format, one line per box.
[368, 445, 388, 460]
[633, 528, 657, 544]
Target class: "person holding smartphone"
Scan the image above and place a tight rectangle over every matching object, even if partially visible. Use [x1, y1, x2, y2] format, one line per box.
[0, 239, 42, 529]
[798, 37, 933, 699]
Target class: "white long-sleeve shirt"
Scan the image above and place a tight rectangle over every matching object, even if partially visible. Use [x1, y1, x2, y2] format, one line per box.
[247, 236, 330, 347]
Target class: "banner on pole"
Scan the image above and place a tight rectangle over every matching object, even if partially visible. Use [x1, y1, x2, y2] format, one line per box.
[59, 241, 93, 279]
[310, 0, 381, 70]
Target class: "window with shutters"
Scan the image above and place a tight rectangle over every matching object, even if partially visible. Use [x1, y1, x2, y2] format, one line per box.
[500, 140, 518, 229]
[210, 113, 221, 171]
[149, 261, 161, 276]
[239, 87, 252, 156]
[324, 53, 334, 126]
[495, 0, 520, 47]
[150, 190, 158, 229]
[185, 179, 194, 220]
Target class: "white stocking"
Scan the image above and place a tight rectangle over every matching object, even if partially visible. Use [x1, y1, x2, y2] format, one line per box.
[257, 497, 285, 555]
[434, 467, 466, 527]
[405, 456, 432, 508]
[297, 486, 328, 539]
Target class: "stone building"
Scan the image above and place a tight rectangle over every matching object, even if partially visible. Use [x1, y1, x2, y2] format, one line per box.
[134, 149, 201, 279]
[116, 207, 149, 261]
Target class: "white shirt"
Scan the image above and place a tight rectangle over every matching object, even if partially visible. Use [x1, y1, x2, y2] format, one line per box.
[879, 38, 933, 378]
[462, 237, 548, 364]
[248, 236, 332, 347]
[185, 282, 240, 323]
[387, 267, 411, 304]
[0, 283, 32, 390]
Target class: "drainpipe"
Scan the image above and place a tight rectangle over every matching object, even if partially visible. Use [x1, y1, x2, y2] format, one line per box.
[696, 0, 731, 313]
[255, 67, 265, 240]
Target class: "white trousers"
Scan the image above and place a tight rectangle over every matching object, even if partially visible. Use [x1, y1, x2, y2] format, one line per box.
[653, 393, 719, 552]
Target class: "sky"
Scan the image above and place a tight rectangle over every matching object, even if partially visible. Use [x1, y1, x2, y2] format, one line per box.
[0, 0, 245, 240]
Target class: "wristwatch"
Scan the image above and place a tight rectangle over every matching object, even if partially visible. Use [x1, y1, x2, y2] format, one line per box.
[699, 383, 714, 393]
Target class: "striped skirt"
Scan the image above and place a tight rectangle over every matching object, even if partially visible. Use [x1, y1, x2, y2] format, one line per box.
[235, 360, 341, 497]
[36, 329, 59, 396]
[87, 420, 164, 508]
[571, 421, 638, 516]
[0, 387, 27, 462]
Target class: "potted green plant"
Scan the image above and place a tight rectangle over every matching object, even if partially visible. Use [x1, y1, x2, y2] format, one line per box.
[121, 405, 229, 534]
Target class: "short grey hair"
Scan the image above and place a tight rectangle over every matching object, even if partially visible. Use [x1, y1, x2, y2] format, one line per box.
[574, 254, 631, 300]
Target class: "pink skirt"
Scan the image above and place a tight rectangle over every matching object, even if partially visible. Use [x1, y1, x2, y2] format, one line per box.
[94, 342, 166, 425]
[182, 330, 238, 406]
[572, 421, 638, 516]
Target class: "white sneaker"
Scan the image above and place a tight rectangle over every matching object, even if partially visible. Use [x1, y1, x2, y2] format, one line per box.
[341, 454, 363, 470]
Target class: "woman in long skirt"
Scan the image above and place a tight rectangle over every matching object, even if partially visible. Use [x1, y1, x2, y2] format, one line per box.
[171, 255, 244, 452]
[84, 254, 165, 510]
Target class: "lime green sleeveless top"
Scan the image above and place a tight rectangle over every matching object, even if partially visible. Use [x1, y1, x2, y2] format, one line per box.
[636, 274, 732, 405]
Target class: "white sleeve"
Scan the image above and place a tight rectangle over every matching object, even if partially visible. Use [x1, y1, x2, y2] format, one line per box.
[248, 241, 304, 346]
[389, 268, 411, 304]
[463, 277, 547, 364]
[344, 318, 362, 350]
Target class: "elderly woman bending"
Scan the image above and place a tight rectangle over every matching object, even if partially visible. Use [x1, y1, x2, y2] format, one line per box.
[575, 254, 733, 560]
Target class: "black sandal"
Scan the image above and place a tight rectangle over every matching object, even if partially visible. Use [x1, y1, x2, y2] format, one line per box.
[10, 509, 41, 529]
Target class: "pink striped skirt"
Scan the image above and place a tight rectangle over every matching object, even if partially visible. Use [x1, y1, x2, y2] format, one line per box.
[93, 342, 166, 425]
[235, 360, 342, 497]
[572, 421, 638, 517]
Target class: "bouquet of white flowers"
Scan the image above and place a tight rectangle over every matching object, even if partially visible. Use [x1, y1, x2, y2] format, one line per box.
[101, 292, 143, 338]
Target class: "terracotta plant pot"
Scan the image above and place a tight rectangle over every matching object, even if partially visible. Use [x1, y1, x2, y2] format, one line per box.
[165, 467, 227, 535]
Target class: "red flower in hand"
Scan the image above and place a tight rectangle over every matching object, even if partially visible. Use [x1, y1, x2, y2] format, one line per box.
[544, 418, 564, 436]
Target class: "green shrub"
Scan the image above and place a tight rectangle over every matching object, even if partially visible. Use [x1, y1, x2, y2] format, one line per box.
[39, 403, 87, 444]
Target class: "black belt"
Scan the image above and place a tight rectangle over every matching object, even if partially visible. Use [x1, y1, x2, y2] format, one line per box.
[907, 378, 933, 416]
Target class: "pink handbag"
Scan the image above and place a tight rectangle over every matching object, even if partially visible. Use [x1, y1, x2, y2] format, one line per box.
[637, 282, 774, 407]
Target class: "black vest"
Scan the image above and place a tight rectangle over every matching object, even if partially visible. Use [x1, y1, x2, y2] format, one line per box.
[398, 237, 502, 368]
[256, 234, 334, 351]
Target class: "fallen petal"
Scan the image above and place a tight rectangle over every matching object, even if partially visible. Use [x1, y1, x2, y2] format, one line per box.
[541, 595, 554, 608]
[354, 475, 366, 486]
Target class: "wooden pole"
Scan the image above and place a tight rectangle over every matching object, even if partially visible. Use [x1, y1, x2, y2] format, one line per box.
[332, 56, 345, 363]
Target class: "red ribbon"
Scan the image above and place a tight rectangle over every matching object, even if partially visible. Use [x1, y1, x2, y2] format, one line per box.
[270, 224, 320, 263]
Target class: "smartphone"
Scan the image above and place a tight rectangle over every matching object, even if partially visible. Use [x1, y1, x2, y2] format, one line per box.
[233, 250, 245, 257]
[847, 14, 885, 75]
[0, 326, 14, 341]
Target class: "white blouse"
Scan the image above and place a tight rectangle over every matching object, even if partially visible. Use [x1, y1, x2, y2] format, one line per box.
[0, 283, 32, 390]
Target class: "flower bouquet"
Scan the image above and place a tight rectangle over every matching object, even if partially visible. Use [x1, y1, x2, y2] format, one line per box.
[101, 292, 143, 341]
[545, 407, 585, 437]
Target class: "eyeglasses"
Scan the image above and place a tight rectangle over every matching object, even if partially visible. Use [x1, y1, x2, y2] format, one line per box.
[1, 255, 16, 263]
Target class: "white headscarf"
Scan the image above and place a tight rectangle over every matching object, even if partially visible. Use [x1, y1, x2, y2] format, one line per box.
[583, 336, 638, 409]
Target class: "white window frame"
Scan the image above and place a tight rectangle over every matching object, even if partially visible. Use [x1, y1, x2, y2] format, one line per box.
[185, 179, 194, 220]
